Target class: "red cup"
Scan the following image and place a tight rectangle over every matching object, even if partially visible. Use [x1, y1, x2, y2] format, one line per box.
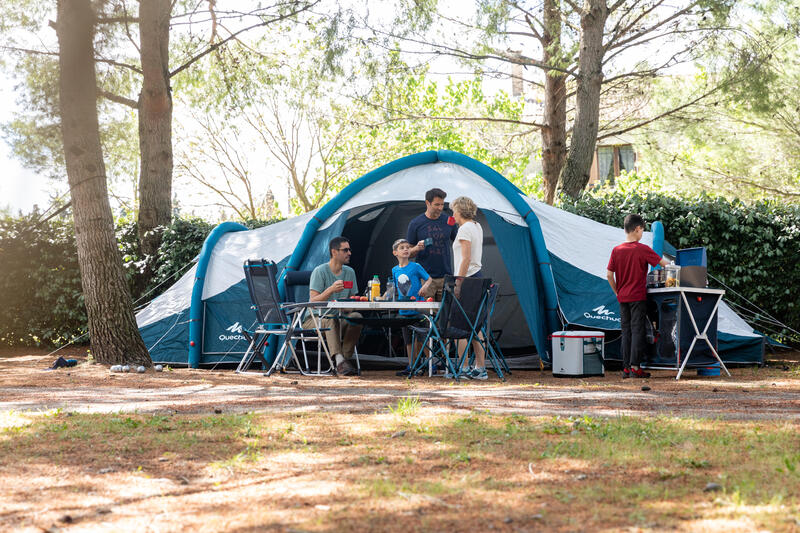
[447, 216, 455, 226]
[342, 281, 353, 289]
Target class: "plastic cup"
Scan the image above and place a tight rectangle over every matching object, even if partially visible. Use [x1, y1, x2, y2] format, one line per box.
[447, 216, 455, 226]
[424, 237, 433, 247]
[342, 281, 353, 289]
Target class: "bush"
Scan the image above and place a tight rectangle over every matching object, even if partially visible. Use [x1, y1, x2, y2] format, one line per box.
[0, 214, 281, 347]
[0, 213, 86, 346]
[560, 191, 800, 345]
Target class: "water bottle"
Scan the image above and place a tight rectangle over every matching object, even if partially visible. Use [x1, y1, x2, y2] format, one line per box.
[370, 275, 381, 301]
[386, 277, 395, 301]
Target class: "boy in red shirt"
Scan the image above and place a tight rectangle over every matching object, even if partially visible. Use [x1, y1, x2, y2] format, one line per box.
[607, 214, 669, 378]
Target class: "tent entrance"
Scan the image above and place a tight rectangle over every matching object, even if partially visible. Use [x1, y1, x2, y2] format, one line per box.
[323, 201, 537, 361]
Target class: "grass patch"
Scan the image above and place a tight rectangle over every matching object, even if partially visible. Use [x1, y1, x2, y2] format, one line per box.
[0, 410, 798, 531]
[388, 395, 421, 417]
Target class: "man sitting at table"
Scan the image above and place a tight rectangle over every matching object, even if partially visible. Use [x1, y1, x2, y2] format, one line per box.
[305, 236, 362, 376]
[391, 238, 433, 376]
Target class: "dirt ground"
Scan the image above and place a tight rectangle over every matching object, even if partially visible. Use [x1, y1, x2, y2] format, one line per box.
[2, 347, 799, 421]
[2, 348, 800, 533]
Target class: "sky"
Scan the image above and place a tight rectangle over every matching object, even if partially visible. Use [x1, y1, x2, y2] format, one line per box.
[0, 81, 52, 215]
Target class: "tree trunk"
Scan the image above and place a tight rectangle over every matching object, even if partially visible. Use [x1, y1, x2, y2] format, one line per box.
[540, 0, 567, 205]
[137, 0, 173, 261]
[559, 0, 608, 198]
[56, 0, 151, 367]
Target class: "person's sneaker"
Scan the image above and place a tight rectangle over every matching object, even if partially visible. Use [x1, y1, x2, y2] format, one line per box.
[622, 368, 631, 379]
[468, 367, 489, 381]
[396, 366, 413, 377]
[336, 359, 358, 376]
[630, 367, 651, 378]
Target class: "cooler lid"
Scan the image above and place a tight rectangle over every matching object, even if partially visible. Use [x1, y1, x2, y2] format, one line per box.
[551, 331, 606, 338]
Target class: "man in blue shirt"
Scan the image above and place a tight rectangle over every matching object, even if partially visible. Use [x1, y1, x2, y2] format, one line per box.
[406, 188, 458, 301]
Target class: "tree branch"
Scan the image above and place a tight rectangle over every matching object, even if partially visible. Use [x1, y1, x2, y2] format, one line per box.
[606, 3, 698, 52]
[96, 16, 140, 24]
[169, 1, 320, 78]
[597, 85, 720, 140]
[99, 90, 138, 109]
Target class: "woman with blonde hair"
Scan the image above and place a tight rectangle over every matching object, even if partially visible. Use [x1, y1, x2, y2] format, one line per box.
[450, 196, 487, 379]
[450, 196, 482, 278]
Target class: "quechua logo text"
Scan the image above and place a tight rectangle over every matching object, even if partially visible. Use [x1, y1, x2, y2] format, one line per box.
[219, 322, 246, 342]
[584, 305, 620, 322]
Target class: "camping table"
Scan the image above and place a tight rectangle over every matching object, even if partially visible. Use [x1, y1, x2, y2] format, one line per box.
[286, 300, 441, 371]
[646, 287, 731, 380]
[326, 301, 440, 366]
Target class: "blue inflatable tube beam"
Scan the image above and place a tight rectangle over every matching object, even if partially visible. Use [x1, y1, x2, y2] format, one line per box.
[651, 221, 664, 269]
[188, 221, 248, 368]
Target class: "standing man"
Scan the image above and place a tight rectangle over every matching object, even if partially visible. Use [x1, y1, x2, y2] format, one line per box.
[306, 236, 362, 376]
[406, 188, 458, 301]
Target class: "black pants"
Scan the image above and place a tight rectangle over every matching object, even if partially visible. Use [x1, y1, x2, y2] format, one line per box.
[620, 300, 647, 369]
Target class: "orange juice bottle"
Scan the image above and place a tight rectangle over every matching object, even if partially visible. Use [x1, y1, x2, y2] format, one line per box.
[370, 275, 380, 301]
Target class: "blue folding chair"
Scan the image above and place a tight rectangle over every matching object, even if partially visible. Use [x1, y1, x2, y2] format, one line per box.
[408, 275, 493, 380]
[478, 283, 510, 380]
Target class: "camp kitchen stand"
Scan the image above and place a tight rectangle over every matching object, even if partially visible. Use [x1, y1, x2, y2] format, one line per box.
[645, 287, 731, 380]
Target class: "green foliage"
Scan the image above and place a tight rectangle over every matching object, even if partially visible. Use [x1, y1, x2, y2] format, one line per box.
[0, 211, 86, 346]
[0, 213, 281, 347]
[345, 71, 536, 196]
[635, 2, 800, 201]
[560, 190, 800, 344]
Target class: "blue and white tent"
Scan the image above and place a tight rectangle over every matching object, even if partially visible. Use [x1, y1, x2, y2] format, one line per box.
[136, 150, 764, 367]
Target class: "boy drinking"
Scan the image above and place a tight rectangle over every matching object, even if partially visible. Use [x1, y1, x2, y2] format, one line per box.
[607, 214, 670, 378]
[391, 238, 433, 376]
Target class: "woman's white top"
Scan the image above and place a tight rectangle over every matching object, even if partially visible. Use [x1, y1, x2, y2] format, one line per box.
[452, 220, 483, 277]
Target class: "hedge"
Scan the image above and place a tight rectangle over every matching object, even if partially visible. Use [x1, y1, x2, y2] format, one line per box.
[560, 192, 800, 345]
[0, 214, 86, 346]
[0, 214, 280, 347]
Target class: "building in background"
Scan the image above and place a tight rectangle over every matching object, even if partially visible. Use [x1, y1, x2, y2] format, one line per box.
[588, 136, 636, 189]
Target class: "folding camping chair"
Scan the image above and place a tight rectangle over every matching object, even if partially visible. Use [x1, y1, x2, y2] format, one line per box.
[236, 259, 334, 376]
[408, 275, 494, 380]
[478, 282, 510, 380]
[283, 269, 313, 303]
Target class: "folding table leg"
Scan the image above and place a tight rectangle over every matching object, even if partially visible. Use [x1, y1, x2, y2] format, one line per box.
[675, 291, 731, 380]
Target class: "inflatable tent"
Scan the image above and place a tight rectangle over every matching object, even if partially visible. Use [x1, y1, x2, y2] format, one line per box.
[136, 150, 764, 367]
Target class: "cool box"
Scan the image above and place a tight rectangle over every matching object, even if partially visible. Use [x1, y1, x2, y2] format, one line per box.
[551, 331, 605, 377]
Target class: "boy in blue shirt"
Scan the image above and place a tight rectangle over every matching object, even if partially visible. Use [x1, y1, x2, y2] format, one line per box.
[391, 238, 433, 376]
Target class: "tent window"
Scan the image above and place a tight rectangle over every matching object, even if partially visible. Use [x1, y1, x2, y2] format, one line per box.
[357, 206, 385, 222]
